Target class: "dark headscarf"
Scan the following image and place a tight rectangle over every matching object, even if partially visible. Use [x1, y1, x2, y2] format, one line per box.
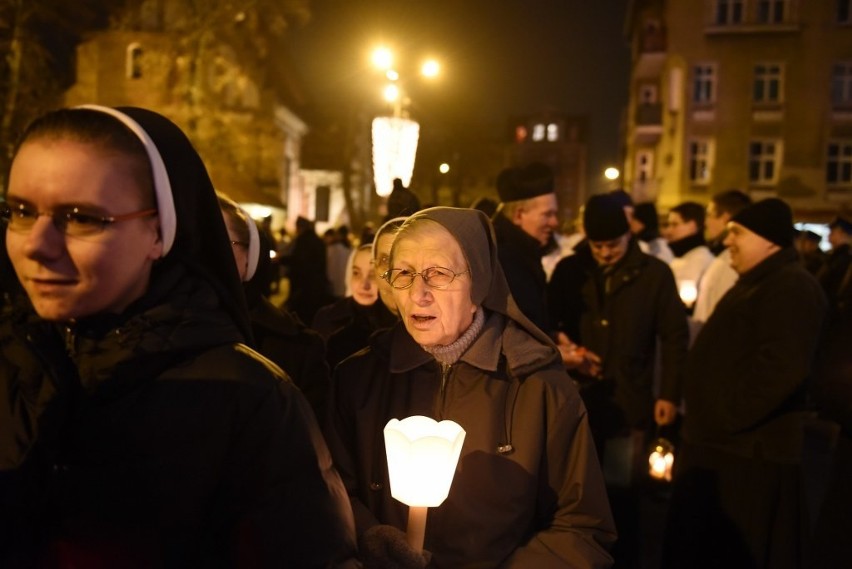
[84, 106, 253, 342]
[396, 207, 555, 348]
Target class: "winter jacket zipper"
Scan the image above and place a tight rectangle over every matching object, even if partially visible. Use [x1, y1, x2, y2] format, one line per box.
[437, 362, 452, 420]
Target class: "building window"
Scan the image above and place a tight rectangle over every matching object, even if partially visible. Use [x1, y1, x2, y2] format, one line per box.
[688, 139, 714, 184]
[756, 0, 789, 23]
[126, 43, 143, 79]
[753, 63, 783, 104]
[832, 62, 852, 107]
[532, 123, 545, 142]
[839, 0, 851, 23]
[692, 63, 717, 105]
[635, 150, 654, 184]
[749, 140, 782, 184]
[547, 123, 559, 141]
[827, 141, 852, 186]
[715, 0, 744, 24]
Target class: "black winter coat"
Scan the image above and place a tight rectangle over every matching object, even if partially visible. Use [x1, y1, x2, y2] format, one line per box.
[492, 214, 550, 333]
[0, 264, 355, 567]
[249, 296, 331, 425]
[683, 247, 827, 463]
[548, 240, 688, 430]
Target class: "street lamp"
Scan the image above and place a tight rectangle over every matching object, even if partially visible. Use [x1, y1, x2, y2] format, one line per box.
[370, 47, 440, 198]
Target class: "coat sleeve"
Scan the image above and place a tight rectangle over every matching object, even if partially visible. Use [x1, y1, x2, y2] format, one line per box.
[726, 275, 827, 433]
[654, 264, 690, 404]
[225, 376, 357, 567]
[501, 384, 616, 569]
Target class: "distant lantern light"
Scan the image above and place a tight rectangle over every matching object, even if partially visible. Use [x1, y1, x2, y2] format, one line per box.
[372, 116, 420, 198]
[678, 280, 698, 306]
[604, 167, 620, 180]
[386, 69, 400, 81]
[439, 163, 450, 174]
[421, 60, 440, 78]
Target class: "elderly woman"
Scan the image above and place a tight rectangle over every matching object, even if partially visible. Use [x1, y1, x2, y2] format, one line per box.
[371, 216, 407, 317]
[326, 207, 615, 568]
[0, 106, 355, 566]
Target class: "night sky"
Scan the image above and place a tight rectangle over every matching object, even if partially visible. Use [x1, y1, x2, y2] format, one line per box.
[285, 0, 631, 187]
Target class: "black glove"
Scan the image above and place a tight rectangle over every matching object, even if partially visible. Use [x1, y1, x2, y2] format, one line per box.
[358, 525, 431, 569]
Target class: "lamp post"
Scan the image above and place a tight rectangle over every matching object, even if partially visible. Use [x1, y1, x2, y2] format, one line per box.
[383, 415, 466, 552]
[370, 47, 440, 199]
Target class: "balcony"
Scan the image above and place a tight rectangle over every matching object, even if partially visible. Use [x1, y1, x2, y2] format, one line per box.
[634, 103, 663, 144]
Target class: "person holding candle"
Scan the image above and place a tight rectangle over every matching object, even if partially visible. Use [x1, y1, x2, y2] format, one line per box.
[326, 206, 616, 568]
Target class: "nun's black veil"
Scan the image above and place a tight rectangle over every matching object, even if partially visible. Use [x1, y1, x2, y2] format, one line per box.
[114, 107, 254, 342]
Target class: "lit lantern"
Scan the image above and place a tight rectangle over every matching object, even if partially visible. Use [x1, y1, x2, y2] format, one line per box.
[383, 416, 466, 551]
[372, 117, 420, 198]
[648, 437, 675, 482]
[678, 279, 698, 306]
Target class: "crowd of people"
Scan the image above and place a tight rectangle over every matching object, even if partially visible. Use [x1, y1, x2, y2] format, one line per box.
[0, 106, 849, 568]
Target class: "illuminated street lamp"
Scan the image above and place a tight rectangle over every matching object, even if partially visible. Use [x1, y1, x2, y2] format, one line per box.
[604, 167, 620, 181]
[370, 47, 441, 198]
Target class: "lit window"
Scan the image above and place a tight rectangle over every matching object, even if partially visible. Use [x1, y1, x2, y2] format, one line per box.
[832, 62, 852, 107]
[692, 64, 716, 105]
[532, 124, 545, 142]
[688, 139, 714, 184]
[827, 141, 852, 185]
[547, 123, 559, 141]
[756, 0, 789, 23]
[749, 140, 782, 185]
[753, 63, 784, 104]
[715, 0, 744, 25]
[126, 43, 143, 79]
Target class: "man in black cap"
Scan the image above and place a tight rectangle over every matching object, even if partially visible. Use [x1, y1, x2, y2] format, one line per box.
[548, 193, 688, 568]
[664, 198, 827, 569]
[492, 162, 559, 332]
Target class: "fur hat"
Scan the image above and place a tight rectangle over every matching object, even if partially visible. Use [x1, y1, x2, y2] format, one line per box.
[731, 198, 794, 247]
[583, 194, 630, 241]
[496, 162, 554, 202]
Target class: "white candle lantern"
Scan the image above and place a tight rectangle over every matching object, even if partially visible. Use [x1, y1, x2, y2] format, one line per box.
[678, 280, 698, 306]
[383, 416, 466, 551]
[648, 437, 675, 482]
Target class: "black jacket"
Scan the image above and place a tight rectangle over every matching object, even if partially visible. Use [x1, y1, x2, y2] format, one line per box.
[547, 240, 688, 430]
[0, 265, 356, 567]
[492, 214, 550, 333]
[683, 247, 827, 463]
[312, 297, 397, 371]
[249, 296, 331, 425]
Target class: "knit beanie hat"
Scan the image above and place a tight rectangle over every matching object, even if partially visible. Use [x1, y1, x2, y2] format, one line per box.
[583, 193, 630, 241]
[731, 198, 794, 247]
[496, 162, 554, 202]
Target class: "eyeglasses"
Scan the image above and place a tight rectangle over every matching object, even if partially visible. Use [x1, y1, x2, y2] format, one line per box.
[373, 253, 390, 272]
[383, 266, 469, 290]
[0, 200, 157, 238]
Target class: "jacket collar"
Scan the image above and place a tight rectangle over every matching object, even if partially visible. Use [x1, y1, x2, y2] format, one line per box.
[492, 214, 547, 258]
[737, 246, 799, 285]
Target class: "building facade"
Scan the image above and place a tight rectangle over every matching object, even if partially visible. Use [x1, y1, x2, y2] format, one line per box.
[63, 0, 311, 230]
[624, 0, 852, 220]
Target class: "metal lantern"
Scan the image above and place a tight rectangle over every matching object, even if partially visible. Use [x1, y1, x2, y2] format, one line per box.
[648, 437, 675, 482]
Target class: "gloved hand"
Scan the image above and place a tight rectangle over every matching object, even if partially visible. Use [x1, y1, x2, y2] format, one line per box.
[358, 525, 431, 569]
